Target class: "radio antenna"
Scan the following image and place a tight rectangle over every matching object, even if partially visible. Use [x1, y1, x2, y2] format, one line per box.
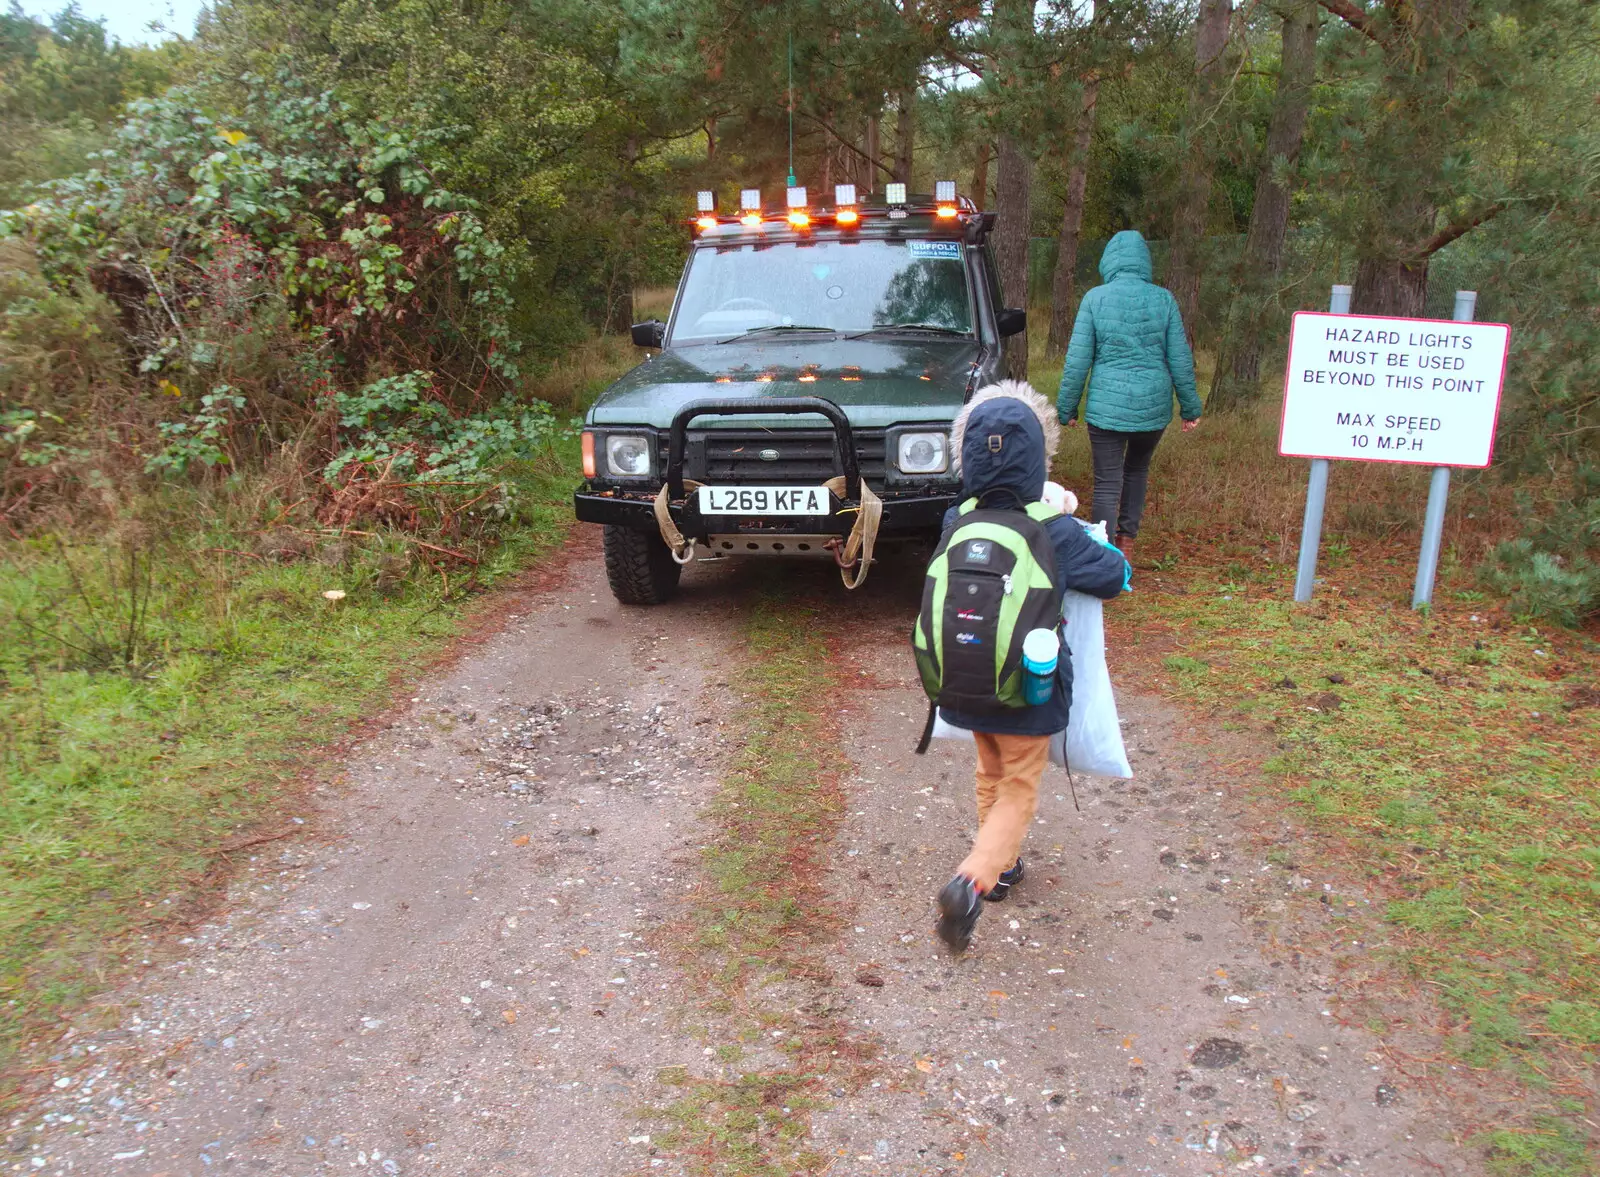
[786, 28, 796, 188]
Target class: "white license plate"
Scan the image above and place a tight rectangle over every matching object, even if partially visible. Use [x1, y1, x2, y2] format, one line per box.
[697, 485, 831, 516]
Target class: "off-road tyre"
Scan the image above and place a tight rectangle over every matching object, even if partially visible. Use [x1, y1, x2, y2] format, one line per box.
[603, 524, 682, 606]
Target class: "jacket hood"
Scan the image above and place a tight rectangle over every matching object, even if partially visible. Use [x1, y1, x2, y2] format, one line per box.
[950, 381, 1053, 506]
[1099, 230, 1153, 282]
[950, 380, 1058, 476]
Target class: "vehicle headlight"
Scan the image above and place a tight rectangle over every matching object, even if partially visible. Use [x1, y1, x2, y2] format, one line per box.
[896, 431, 949, 475]
[605, 434, 652, 477]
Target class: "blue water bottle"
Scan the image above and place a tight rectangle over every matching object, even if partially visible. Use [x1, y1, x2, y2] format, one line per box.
[1021, 628, 1059, 705]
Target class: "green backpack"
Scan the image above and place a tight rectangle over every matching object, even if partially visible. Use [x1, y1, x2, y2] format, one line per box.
[912, 497, 1062, 717]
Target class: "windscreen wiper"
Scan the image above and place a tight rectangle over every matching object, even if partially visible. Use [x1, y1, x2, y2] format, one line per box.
[719, 325, 837, 344]
[850, 323, 972, 339]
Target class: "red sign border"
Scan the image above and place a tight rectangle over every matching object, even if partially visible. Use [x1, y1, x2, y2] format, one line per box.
[1277, 310, 1512, 469]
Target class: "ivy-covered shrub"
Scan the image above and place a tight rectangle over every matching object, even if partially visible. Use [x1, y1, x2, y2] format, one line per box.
[9, 74, 519, 392]
[316, 370, 562, 533]
[0, 74, 556, 533]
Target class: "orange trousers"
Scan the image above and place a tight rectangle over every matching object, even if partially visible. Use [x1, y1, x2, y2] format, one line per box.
[956, 731, 1049, 894]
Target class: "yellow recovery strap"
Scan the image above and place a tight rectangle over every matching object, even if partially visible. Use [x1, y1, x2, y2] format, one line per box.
[651, 478, 882, 590]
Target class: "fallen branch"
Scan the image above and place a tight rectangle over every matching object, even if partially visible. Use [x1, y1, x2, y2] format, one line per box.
[318, 527, 479, 565]
[218, 827, 301, 854]
[278, 523, 481, 565]
[410, 537, 479, 565]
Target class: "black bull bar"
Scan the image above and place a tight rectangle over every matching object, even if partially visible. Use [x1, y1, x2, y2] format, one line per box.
[666, 396, 861, 507]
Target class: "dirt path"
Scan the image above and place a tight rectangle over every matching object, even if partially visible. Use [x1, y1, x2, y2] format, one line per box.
[805, 604, 1473, 1176]
[15, 544, 1475, 1177]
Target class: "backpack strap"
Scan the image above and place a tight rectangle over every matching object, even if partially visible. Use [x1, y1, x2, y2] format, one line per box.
[914, 700, 937, 755]
[957, 496, 979, 516]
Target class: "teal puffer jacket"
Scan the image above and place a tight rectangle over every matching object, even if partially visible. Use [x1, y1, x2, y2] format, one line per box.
[1056, 231, 1203, 432]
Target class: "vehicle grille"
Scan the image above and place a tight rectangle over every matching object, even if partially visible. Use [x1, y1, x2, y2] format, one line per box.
[674, 429, 888, 484]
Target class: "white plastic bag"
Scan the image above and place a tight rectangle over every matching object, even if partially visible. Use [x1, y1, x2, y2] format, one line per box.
[929, 712, 974, 743]
[1049, 589, 1132, 778]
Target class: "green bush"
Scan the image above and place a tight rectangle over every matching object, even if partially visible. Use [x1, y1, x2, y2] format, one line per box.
[1483, 541, 1598, 627]
[1480, 464, 1600, 626]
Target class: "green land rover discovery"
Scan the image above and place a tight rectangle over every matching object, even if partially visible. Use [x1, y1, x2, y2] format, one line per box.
[573, 182, 1025, 605]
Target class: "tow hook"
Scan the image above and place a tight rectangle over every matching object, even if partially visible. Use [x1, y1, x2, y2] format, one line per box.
[824, 537, 858, 570]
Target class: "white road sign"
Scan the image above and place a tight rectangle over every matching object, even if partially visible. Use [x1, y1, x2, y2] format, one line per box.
[1279, 311, 1510, 467]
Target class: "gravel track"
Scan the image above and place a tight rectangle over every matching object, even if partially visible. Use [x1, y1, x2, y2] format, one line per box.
[13, 543, 1477, 1177]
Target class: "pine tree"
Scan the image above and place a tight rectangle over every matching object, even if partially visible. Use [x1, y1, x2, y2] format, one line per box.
[1208, 0, 1318, 410]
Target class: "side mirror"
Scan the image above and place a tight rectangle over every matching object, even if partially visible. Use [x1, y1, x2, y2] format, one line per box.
[997, 307, 1027, 338]
[630, 320, 666, 349]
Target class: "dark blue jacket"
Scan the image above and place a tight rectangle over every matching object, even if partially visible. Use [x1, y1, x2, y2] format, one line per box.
[937, 396, 1128, 737]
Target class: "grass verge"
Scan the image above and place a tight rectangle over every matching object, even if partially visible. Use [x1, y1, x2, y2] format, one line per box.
[0, 333, 637, 1099]
[1057, 386, 1599, 1174]
[0, 445, 579, 1093]
[652, 587, 875, 1176]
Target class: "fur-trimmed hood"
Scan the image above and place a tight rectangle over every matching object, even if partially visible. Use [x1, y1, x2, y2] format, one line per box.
[948, 380, 1067, 509]
[950, 380, 1060, 476]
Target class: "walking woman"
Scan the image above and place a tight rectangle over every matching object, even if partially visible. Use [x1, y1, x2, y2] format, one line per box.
[1056, 230, 1202, 561]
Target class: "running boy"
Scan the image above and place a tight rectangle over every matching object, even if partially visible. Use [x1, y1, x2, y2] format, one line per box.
[928, 381, 1129, 951]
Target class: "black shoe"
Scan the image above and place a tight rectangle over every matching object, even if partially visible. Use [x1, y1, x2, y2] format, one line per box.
[936, 876, 982, 953]
[983, 858, 1025, 902]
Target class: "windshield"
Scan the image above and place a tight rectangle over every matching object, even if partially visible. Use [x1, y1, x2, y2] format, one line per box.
[668, 238, 974, 343]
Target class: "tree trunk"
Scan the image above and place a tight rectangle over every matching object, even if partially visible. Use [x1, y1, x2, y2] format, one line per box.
[1209, 0, 1318, 411]
[1353, 255, 1431, 317]
[993, 133, 1033, 381]
[893, 87, 916, 184]
[1164, 0, 1234, 340]
[1353, 185, 1437, 315]
[864, 113, 881, 192]
[971, 141, 992, 208]
[1046, 78, 1100, 357]
[1321, 0, 1472, 319]
[607, 135, 640, 334]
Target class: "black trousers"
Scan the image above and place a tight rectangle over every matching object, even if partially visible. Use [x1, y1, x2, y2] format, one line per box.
[1087, 424, 1165, 539]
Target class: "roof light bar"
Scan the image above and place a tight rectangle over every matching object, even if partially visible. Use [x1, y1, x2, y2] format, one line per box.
[696, 215, 717, 232]
[697, 190, 717, 213]
[885, 182, 907, 205]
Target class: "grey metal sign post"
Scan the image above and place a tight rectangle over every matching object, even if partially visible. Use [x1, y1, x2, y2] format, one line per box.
[1292, 284, 1351, 602]
[1412, 290, 1478, 609]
